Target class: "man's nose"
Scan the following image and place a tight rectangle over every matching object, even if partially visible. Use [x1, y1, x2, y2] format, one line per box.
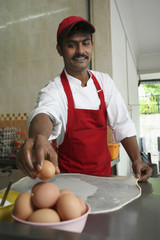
[77, 43, 84, 54]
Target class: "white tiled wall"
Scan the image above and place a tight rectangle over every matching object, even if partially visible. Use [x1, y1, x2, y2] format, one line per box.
[0, 0, 88, 114]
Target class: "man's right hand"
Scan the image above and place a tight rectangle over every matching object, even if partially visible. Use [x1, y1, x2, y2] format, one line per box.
[16, 135, 60, 178]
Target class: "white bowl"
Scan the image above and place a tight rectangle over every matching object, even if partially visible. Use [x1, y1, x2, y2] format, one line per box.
[11, 203, 90, 233]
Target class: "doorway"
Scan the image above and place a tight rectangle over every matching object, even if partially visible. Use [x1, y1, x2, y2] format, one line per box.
[138, 72, 160, 172]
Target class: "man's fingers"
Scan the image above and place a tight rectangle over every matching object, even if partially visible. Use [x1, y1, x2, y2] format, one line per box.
[16, 135, 59, 178]
[33, 135, 50, 171]
[55, 166, 60, 174]
[138, 166, 153, 182]
[47, 146, 60, 174]
[16, 139, 38, 178]
[133, 161, 153, 182]
[22, 139, 35, 171]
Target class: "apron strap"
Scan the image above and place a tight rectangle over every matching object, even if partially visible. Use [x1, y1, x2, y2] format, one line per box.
[61, 69, 106, 111]
[89, 71, 106, 111]
[60, 70, 74, 110]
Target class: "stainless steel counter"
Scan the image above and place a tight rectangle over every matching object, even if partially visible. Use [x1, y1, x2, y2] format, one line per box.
[0, 177, 160, 240]
[84, 178, 160, 239]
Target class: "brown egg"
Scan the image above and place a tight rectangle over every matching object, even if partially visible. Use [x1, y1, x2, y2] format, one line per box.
[31, 181, 46, 193]
[37, 160, 55, 180]
[59, 189, 74, 198]
[27, 208, 60, 223]
[77, 197, 87, 215]
[13, 192, 35, 220]
[56, 194, 81, 221]
[32, 182, 59, 208]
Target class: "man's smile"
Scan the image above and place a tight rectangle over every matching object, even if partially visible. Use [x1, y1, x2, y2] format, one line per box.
[72, 54, 89, 61]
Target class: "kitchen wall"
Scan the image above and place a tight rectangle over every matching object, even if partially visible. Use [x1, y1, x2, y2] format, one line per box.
[0, 0, 88, 138]
[110, 0, 140, 176]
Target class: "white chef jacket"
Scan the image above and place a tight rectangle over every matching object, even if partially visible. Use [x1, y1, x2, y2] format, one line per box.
[28, 70, 136, 145]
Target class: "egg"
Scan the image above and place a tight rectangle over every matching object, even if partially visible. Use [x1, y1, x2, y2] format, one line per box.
[59, 189, 74, 198]
[31, 181, 46, 193]
[56, 194, 81, 221]
[77, 197, 87, 215]
[37, 160, 55, 180]
[13, 192, 35, 220]
[32, 182, 59, 208]
[27, 208, 60, 223]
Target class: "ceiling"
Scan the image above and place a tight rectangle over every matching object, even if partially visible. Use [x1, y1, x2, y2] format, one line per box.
[115, 0, 160, 75]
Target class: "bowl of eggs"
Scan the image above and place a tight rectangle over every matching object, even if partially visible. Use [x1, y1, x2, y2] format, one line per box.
[11, 160, 90, 233]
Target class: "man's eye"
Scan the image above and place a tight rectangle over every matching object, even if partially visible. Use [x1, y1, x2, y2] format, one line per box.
[68, 44, 75, 48]
[83, 41, 90, 46]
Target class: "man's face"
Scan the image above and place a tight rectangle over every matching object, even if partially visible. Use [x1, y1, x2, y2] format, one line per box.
[57, 32, 93, 74]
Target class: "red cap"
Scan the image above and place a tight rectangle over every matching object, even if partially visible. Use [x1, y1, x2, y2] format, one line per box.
[57, 16, 95, 42]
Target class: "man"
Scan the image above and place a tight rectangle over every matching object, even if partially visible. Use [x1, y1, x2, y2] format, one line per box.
[17, 16, 152, 181]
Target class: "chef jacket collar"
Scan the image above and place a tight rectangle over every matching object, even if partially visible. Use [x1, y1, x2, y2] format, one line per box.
[64, 69, 92, 87]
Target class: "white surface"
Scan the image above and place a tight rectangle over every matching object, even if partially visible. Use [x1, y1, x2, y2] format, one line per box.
[0, 199, 11, 207]
[11, 174, 141, 214]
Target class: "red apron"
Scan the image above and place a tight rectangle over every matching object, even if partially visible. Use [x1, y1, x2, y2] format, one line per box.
[58, 70, 111, 176]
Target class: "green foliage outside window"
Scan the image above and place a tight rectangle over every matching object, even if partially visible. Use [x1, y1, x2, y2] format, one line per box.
[139, 84, 160, 114]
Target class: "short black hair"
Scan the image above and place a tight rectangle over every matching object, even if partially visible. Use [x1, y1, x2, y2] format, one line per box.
[57, 22, 93, 48]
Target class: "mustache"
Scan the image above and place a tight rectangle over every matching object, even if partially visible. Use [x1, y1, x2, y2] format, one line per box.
[71, 54, 89, 60]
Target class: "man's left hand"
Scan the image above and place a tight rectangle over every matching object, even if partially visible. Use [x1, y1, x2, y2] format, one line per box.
[132, 160, 153, 181]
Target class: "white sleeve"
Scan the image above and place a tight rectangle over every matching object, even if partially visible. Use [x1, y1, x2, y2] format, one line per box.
[27, 80, 67, 142]
[27, 107, 62, 141]
[101, 74, 137, 142]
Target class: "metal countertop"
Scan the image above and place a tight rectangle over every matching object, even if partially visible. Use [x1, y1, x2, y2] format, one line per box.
[0, 177, 160, 240]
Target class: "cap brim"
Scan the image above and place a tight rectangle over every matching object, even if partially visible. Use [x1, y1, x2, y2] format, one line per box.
[59, 20, 95, 39]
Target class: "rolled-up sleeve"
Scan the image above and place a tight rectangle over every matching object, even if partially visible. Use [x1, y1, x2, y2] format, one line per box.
[27, 107, 62, 141]
[27, 80, 65, 141]
[102, 74, 137, 143]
